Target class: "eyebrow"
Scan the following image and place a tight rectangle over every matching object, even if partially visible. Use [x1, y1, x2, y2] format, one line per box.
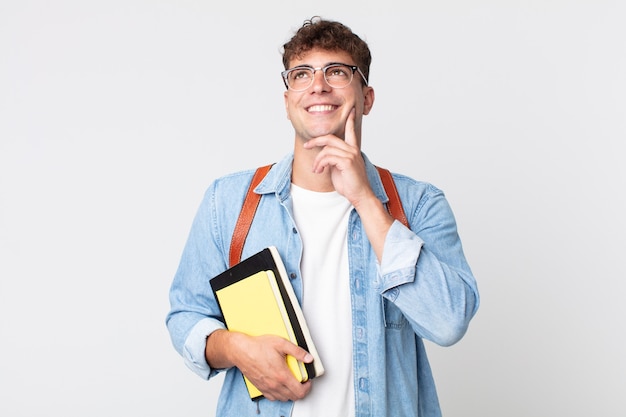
[288, 62, 352, 70]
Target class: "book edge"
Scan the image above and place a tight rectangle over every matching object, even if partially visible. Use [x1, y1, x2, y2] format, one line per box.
[268, 246, 325, 377]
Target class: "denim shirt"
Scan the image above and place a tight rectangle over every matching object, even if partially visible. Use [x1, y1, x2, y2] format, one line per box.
[166, 152, 479, 417]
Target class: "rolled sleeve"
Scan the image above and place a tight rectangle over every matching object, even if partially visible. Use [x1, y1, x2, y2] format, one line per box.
[377, 220, 424, 290]
[182, 318, 226, 379]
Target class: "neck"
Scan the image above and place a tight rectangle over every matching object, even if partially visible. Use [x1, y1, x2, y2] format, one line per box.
[292, 140, 335, 192]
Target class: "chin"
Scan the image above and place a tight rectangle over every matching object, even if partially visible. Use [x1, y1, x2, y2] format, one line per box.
[307, 127, 344, 139]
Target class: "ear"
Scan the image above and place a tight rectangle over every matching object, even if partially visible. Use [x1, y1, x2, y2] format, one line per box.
[284, 91, 291, 120]
[362, 86, 375, 115]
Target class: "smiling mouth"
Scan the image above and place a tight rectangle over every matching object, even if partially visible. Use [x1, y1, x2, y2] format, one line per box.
[307, 104, 336, 113]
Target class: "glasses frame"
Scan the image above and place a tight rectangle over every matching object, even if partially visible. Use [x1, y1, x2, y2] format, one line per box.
[281, 62, 369, 91]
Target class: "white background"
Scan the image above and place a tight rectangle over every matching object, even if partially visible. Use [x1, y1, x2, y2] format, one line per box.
[1, 1, 624, 416]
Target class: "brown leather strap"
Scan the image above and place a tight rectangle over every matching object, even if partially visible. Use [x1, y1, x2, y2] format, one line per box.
[376, 166, 409, 228]
[229, 164, 408, 266]
[229, 164, 273, 267]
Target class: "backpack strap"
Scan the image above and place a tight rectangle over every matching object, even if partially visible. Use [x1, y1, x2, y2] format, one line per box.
[375, 166, 409, 228]
[229, 164, 273, 267]
[229, 164, 408, 266]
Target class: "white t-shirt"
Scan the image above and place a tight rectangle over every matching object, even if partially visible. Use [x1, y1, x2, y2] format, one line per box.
[290, 183, 355, 417]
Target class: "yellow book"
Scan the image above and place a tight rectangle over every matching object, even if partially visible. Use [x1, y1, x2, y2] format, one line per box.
[215, 270, 306, 398]
[210, 247, 324, 400]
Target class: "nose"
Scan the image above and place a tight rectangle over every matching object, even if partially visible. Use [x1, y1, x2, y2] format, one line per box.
[310, 69, 331, 92]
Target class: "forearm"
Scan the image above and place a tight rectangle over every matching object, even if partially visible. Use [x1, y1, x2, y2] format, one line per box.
[352, 191, 394, 261]
[205, 329, 244, 369]
[391, 253, 478, 346]
[379, 221, 479, 346]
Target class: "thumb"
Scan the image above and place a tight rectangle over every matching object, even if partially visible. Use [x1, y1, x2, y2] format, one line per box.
[277, 337, 314, 363]
[294, 347, 314, 364]
[284, 342, 314, 363]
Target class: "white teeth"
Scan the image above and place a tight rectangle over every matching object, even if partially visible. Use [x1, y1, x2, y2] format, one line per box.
[308, 105, 334, 112]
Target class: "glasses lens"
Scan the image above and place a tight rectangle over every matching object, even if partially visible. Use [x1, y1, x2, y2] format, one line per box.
[284, 64, 356, 91]
[287, 67, 314, 91]
[324, 64, 353, 88]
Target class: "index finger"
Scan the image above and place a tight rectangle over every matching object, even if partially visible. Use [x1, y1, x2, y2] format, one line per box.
[344, 107, 357, 148]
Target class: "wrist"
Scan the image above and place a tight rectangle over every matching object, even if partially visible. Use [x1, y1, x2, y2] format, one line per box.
[205, 329, 235, 369]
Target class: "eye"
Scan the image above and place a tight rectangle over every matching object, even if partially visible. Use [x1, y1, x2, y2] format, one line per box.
[326, 65, 350, 78]
[290, 68, 313, 81]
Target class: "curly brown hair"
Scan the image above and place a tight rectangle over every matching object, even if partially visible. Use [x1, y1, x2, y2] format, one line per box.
[281, 16, 371, 85]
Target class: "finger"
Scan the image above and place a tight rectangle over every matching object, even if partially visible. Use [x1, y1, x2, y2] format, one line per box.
[344, 107, 357, 148]
[303, 134, 342, 150]
[282, 342, 314, 364]
[265, 378, 312, 402]
[311, 148, 355, 174]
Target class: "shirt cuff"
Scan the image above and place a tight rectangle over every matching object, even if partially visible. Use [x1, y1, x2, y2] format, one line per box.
[378, 220, 424, 290]
[182, 317, 226, 379]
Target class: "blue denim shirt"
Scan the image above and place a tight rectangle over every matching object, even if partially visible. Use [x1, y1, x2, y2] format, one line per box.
[166, 152, 479, 417]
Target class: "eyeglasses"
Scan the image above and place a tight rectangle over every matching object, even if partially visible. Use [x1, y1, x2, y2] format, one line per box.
[281, 63, 368, 91]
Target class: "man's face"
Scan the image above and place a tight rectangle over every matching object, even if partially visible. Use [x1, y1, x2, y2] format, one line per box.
[283, 48, 374, 145]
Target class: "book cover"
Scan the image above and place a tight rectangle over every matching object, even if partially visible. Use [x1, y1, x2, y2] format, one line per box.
[209, 246, 324, 399]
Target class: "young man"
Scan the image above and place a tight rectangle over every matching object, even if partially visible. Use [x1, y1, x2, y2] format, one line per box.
[166, 17, 479, 417]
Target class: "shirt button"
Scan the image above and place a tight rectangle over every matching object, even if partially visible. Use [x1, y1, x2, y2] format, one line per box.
[290, 273, 297, 280]
[359, 377, 369, 391]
